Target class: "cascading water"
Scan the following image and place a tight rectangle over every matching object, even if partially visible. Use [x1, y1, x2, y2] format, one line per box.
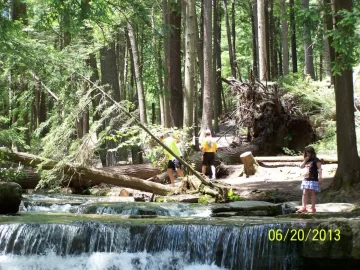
[0, 221, 300, 270]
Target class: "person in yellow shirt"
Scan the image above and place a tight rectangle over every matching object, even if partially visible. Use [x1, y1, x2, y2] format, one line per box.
[160, 134, 184, 186]
[201, 129, 217, 180]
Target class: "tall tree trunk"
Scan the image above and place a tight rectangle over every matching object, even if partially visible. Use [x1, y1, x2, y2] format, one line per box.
[326, 0, 360, 187]
[289, 0, 298, 73]
[201, 0, 213, 132]
[127, 22, 147, 124]
[269, 0, 277, 79]
[87, 53, 100, 122]
[302, 0, 315, 79]
[100, 44, 121, 166]
[82, 80, 90, 136]
[33, 73, 40, 130]
[117, 28, 127, 101]
[257, 0, 268, 81]
[320, 1, 332, 80]
[198, 0, 204, 118]
[213, 0, 220, 133]
[216, 2, 223, 117]
[100, 44, 120, 102]
[231, 0, 237, 78]
[280, 0, 289, 75]
[151, 8, 165, 125]
[264, 0, 271, 80]
[169, 0, 183, 128]
[163, 0, 172, 127]
[223, 0, 237, 78]
[183, 0, 197, 129]
[250, 0, 258, 78]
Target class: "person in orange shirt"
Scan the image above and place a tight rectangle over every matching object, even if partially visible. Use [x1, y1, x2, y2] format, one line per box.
[201, 129, 217, 180]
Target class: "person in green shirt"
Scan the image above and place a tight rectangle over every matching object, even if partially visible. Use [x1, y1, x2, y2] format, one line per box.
[160, 134, 184, 187]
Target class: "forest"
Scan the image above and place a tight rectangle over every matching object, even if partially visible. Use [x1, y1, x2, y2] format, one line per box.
[1, 0, 360, 197]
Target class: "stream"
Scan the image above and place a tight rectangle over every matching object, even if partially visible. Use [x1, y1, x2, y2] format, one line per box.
[0, 193, 358, 270]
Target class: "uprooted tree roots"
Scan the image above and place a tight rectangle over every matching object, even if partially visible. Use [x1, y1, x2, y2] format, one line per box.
[221, 77, 316, 154]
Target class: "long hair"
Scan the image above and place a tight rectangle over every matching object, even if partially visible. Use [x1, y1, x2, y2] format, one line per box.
[204, 130, 213, 148]
[304, 146, 317, 160]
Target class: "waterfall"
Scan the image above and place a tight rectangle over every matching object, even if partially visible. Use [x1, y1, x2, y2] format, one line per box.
[0, 222, 300, 269]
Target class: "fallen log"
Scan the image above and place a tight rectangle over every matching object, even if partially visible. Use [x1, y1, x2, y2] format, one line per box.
[12, 164, 163, 190]
[0, 147, 172, 196]
[255, 155, 337, 164]
[146, 171, 170, 184]
[216, 144, 260, 164]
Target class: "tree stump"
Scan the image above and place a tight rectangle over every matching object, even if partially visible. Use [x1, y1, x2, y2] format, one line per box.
[240, 151, 259, 176]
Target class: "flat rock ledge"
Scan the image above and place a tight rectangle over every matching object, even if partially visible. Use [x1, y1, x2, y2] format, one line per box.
[211, 201, 282, 217]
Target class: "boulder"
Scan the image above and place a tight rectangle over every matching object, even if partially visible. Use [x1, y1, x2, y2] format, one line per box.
[0, 182, 22, 214]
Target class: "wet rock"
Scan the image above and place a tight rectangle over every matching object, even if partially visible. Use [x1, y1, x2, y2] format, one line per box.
[211, 201, 282, 216]
[156, 195, 201, 203]
[301, 220, 360, 259]
[0, 182, 22, 214]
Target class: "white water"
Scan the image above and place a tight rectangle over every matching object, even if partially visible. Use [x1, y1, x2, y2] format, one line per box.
[0, 250, 226, 270]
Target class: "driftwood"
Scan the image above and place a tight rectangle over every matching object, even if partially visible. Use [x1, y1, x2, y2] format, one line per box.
[0, 147, 172, 195]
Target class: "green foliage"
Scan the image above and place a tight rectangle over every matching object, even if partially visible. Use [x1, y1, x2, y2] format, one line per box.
[326, 8, 360, 75]
[198, 195, 210, 203]
[282, 147, 302, 156]
[0, 116, 27, 149]
[227, 188, 244, 202]
[0, 160, 24, 183]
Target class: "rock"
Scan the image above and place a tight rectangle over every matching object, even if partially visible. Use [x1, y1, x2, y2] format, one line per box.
[212, 211, 274, 217]
[155, 195, 201, 203]
[0, 182, 22, 214]
[301, 220, 360, 259]
[119, 189, 129, 196]
[311, 203, 357, 213]
[211, 201, 282, 216]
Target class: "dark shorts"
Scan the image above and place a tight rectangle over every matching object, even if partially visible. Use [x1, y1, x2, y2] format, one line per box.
[167, 159, 181, 170]
[202, 152, 215, 166]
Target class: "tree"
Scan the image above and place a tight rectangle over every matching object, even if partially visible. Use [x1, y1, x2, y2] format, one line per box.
[162, 0, 172, 127]
[280, 0, 289, 75]
[257, 0, 268, 81]
[201, 0, 213, 132]
[289, 0, 298, 73]
[223, 0, 237, 78]
[169, 0, 183, 127]
[302, 0, 315, 79]
[326, 0, 360, 188]
[183, 0, 197, 129]
[127, 22, 147, 124]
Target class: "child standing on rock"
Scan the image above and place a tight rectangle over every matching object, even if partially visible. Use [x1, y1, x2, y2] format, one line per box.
[297, 146, 323, 213]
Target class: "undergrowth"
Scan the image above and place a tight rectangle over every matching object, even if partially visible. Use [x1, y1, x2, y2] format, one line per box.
[279, 72, 360, 156]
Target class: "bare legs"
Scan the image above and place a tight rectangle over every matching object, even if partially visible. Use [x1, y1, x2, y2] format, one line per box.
[202, 166, 206, 175]
[176, 168, 184, 177]
[202, 165, 216, 179]
[168, 168, 184, 187]
[301, 189, 316, 212]
[167, 168, 175, 187]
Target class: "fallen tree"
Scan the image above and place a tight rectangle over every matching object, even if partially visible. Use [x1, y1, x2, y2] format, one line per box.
[255, 155, 337, 164]
[0, 147, 172, 195]
[12, 164, 163, 190]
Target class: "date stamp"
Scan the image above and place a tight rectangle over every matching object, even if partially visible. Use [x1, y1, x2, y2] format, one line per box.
[268, 229, 341, 242]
